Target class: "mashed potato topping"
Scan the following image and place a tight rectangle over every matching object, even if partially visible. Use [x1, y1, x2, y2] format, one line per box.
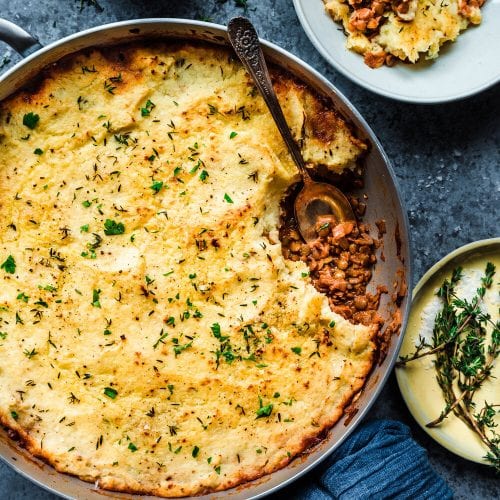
[0, 43, 374, 496]
[324, 0, 485, 67]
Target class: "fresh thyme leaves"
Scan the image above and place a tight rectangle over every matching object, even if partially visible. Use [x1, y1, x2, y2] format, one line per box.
[22, 112, 39, 130]
[104, 219, 125, 235]
[1, 255, 16, 274]
[397, 263, 500, 471]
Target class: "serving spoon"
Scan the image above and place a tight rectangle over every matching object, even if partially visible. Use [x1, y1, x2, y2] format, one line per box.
[227, 17, 355, 243]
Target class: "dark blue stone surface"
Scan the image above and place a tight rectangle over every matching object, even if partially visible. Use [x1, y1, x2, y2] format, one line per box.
[0, 1, 498, 498]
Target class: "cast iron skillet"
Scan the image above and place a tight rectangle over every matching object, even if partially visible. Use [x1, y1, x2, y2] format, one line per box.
[0, 18, 411, 499]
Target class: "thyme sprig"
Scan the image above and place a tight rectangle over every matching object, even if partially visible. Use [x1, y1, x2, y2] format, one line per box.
[397, 263, 499, 471]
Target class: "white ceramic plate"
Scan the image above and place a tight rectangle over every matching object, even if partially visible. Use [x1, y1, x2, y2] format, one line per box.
[293, 0, 500, 103]
[396, 238, 500, 464]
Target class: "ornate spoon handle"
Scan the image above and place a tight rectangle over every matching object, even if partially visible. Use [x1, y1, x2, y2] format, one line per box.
[227, 17, 310, 181]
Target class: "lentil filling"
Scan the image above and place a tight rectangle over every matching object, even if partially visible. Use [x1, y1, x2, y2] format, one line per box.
[281, 192, 385, 327]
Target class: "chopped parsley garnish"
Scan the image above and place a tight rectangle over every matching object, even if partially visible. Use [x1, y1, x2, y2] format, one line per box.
[104, 387, 118, 399]
[22, 112, 40, 130]
[329, 320, 336, 328]
[153, 330, 169, 349]
[199, 170, 209, 181]
[223, 193, 234, 204]
[210, 322, 228, 341]
[173, 341, 192, 357]
[33, 148, 43, 155]
[192, 446, 200, 458]
[150, 180, 164, 193]
[92, 289, 102, 308]
[214, 465, 221, 474]
[82, 200, 92, 208]
[229, 131, 238, 139]
[189, 160, 202, 174]
[10, 410, 18, 420]
[291, 347, 302, 355]
[1, 255, 16, 274]
[0, 332, 7, 340]
[80, 224, 89, 232]
[256, 397, 273, 418]
[17, 292, 29, 302]
[141, 99, 156, 117]
[128, 442, 138, 452]
[104, 219, 125, 235]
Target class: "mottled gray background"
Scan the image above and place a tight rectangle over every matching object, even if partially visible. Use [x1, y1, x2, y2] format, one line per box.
[0, 0, 498, 498]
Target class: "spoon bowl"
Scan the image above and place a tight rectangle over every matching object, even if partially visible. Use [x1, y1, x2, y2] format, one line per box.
[227, 16, 356, 242]
[295, 179, 355, 242]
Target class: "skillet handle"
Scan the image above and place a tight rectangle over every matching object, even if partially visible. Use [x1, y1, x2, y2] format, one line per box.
[0, 18, 42, 56]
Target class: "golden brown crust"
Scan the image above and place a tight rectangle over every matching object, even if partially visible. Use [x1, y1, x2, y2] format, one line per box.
[0, 42, 375, 497]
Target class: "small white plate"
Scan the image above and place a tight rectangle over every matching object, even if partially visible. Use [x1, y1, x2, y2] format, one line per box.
[293, 0, 500, 103]
[396, 238, 500, 464]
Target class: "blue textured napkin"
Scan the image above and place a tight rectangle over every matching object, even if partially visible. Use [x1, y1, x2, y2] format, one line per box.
[277, 419, 453, 499]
